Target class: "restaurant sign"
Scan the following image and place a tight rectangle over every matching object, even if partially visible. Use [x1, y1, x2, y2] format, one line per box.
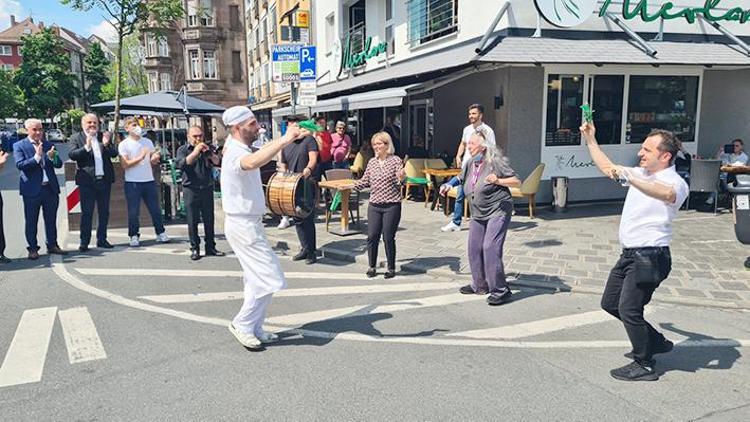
[338, 34, 387, 76]
[535, 0, 750, 28]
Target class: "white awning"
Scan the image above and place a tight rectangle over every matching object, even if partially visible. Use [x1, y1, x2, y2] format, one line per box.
[272, 84, 418, 118]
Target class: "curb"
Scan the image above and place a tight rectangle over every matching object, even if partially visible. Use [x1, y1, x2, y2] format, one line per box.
[269, 237, 750, 311]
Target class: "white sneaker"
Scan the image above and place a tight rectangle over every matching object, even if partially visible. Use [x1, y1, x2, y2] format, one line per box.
[441, 222, 461, 232]
[277, 216, 291, 230]
[156, 232, 170, 243]
[255, 331, 279, 344]
[228, 324, 262, 349]
[129, 235, 140, 247]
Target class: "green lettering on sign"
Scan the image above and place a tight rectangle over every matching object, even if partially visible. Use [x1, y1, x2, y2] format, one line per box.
[338, 34, 388, 77]
[599, 0, 750, 24]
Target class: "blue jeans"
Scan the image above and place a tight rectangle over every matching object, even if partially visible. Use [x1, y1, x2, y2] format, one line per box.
[124, 181, 165, 237]
[452, 185, 465, 226]
[332, 160, 350, 170]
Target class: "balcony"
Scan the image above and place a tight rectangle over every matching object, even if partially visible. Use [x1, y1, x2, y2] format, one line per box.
[345, 22, 366, 58]
[406, 0, 458, 46]
[261, 39, 269, 56]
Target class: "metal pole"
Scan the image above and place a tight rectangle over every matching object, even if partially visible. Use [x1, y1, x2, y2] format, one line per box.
[291, 82, 298, 115]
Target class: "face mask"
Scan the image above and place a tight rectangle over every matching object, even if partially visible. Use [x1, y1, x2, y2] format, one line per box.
[473, 152, 484, 162]
[130, 126, 143, 137]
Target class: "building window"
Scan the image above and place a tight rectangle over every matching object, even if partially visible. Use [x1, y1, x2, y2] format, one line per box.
[188, 49, 201, 79]
[148, 72, 159, 93]
[0, 45, 12, 56]
[325, 14, 335, 53]
[160, 73, 172, 91]
[232, 51, 242, 82]
[145, 33, 158, 57]
[270, 6, 277, 43]
[545, 74, 584, 147]
[590, 75, 625, 145]
[203, 50, 217, 79]
[1, 64, 13, 70]
[187, 0, 214, 27]
[406, 0, 458, 46]
[385, 0, 395, 56]
[158, 37, 169, 57]
[229, 5, 241, 30]
[627, 76, 699, 143]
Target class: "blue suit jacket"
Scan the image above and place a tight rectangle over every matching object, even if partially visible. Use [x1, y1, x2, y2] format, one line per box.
[13, 138, 62, 197]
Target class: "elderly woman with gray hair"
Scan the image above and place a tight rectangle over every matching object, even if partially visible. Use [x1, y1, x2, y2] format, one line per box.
[440, 129, 522, 305]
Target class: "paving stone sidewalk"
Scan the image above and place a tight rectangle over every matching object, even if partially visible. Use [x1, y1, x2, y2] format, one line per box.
[219, 198, 750, 309]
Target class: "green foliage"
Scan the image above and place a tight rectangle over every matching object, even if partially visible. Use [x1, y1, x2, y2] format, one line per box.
[84, 42, 111, 106]
[0, 69, 25, 118]
[57, 108, 86, 136]
[14, 28, 79, 117]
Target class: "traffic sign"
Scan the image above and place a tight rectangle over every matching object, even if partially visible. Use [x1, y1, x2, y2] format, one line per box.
[297, 81, 317, 107]
[299, 46, 316, 82]
[271, 44, 302, 82]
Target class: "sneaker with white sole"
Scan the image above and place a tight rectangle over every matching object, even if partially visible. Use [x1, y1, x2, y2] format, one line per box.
[129, 235, 140, 247]
[156, 232, 170, 243]
[255, 331, 279, 344]
[441, 222, 461, 232]
[228, 324, 262, 349]
[277, 216, 291, 230]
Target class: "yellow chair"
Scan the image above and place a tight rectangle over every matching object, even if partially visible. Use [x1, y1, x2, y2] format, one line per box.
[510, 163, 545, 218]
[402, 159, 429, 201]
[443, 186, 470, 219]
[423, 158, 448, 207]
[349, 150, 372, 178]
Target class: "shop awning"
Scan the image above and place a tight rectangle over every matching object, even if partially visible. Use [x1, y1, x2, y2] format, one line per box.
[476, 37, 750, 66]
[272, 84, 418, 118]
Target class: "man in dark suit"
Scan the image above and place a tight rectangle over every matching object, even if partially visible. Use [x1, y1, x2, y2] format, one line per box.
[0, 148, 10, 264]
[68, 113, 118, 251]
[13, 118, 67, 260]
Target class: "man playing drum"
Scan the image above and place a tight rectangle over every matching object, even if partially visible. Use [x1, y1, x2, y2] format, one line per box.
[221, 106, 305, 349]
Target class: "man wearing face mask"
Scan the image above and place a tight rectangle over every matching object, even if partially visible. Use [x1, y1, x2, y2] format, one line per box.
[68, 113, 118, 251]
[118, 118, 169, 247]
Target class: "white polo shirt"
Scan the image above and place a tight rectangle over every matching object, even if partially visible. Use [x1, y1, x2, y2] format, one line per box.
[118, 137, 155, 182]
[619, 166, 689, 248]
[220, 136, 266, 217]
[461, 123, 495, 167]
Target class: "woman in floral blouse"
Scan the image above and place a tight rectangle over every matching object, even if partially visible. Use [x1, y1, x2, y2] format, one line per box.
[348, 132, 405, 279]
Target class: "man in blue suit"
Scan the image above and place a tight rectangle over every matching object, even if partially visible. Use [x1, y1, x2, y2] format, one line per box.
[13, 118, 68, 260]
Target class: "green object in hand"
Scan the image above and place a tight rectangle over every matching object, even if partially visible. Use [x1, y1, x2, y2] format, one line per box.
[299, 119, 323, 132]
[580, 103, 594, 123]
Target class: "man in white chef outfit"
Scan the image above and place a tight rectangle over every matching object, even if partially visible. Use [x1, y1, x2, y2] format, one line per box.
[221, 105, 304, 349]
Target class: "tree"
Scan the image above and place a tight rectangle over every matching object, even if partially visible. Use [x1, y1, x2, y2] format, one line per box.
[61, 0, 183, 131]
[84, 42, 111, 106]
[14, 28, 78, 117]
[58, 108, 86, 136]
[0, 69, 25, 118]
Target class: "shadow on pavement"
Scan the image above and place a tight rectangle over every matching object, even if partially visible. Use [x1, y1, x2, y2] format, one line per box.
[657, 322, 742, 375]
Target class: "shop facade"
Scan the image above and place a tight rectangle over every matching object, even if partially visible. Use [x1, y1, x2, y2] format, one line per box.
[279, 0, 750, 203]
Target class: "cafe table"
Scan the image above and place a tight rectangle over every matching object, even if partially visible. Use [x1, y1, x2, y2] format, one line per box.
[721, 165, 750, 175]
[318, 178, 360, 236]
[422, 167, 462, 211]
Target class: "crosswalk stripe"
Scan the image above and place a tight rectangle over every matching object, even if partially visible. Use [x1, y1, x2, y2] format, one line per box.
[74, 268, 428, 280]
[138, 282, 461, 303]
[58, 307, 107, 364]
[266, 293, 485, 326]
[447, 307, 656, 339]
[0, 307, 57, 388]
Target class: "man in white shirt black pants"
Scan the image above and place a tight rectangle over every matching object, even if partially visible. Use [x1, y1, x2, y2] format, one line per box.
[581, 122, 689, 381]
[68, 113, 118, 251]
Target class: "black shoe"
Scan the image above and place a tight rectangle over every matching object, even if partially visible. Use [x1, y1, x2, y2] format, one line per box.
[190, 250, 201, 261]
[96, 240, 114, 249]
[745, 257, 750, 270]
[305, 252, 317, 265]
[366, 268, 377, 278]
[384, 270, 396, 279]
[205, 248, 226, 257]
[292, 250, 308, 261]
[487, 289, 512, 306]
[610, 361, 658, 381]
[624, 340, 674, 360]
[459, 284, 488, 295]
[0, 255, 11, 264]
[28, 250, 40, 260]
[47, 245, 68, 255]
[79, 245, 89, 252]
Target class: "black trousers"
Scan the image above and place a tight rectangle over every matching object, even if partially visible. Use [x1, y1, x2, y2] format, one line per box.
[79, 180, 112, 245]
[293, 208, 317, 254]
[184, 186, 216, 251]
[367, 202, 402, 270]
[601, 247, 672, 364]
[0, 191, 5, 255]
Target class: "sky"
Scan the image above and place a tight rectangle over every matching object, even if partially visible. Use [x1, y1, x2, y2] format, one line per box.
[0, 0, 116, 41]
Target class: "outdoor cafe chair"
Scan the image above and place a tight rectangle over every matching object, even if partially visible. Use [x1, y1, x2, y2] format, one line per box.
[687, 159, 722, 214]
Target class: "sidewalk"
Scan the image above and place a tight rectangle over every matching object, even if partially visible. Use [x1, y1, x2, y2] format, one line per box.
[244, 198, 750, 310]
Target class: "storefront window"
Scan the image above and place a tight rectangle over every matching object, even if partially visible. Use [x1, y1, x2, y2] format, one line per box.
[626, 76, 698, 143]
[591, 75, 624, 145]
[545, 74, 583, 146]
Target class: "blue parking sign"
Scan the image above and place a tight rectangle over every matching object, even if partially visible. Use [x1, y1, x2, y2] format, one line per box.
[299, 46, 316, 82]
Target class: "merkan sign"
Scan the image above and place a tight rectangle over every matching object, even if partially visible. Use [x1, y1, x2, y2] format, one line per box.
[338, 34, 387, 76]
[535, 0, 750, 28]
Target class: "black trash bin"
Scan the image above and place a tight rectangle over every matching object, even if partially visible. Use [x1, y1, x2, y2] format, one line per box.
[727, 177, 750, 245]
[551, 176, 569, 213]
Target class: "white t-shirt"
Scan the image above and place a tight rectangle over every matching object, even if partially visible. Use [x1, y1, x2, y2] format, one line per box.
[721, 151, 749, 166]
[619, 166, 689, 248]
[461, 123, 496, 167]
[118, 137, 155, 182]
[220, 136, 267, 217]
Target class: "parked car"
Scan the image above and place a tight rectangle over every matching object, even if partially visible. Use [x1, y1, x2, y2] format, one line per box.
[46, 129, 65, 143]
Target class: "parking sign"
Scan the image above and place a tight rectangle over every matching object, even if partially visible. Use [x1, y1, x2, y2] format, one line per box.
[299, 46, 316, 82]
[271, 44, 302, 82]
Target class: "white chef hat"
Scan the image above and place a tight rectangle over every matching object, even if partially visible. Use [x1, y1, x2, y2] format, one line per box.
[222, 106, 255, 127]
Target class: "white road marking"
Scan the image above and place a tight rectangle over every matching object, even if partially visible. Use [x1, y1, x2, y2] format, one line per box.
[58, 307, 107, 364]
[74, 268, 428, 280]
[0, 307, 57, 388]
[138, 282, 460, 303]
[51, 257, 750, 350]
[266, 293, 485, 326]
[688, 240, 736, 244]
[447, 308, 655, 339]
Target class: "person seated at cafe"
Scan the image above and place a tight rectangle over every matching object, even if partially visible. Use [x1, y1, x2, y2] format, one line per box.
[404, 133, 428, 161]
[715, 139, 749, 166]
[674, 145, 692, 184]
